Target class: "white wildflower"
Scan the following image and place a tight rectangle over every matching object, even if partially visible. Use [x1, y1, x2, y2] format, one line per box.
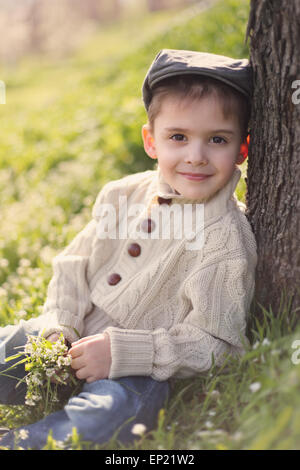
[31, 373, 43, 385]
[16, 310, 27, 318]
[0, 258, 9, 268]
[25, 398, 35, 406]
[57, 355, 71, 368]
[45, 368, 56, 377]
[262, 338, 271, 346]
[18, 429, 29, 440]
[54, 440, 65, 449]
[249, 382, 261, 393]
[205, 420, 214, 429]
[232, 431, 243, 441]
[56, 356, 65, 368]
[252, 341, 260, 350]
[19, 258, 31, 267]
[25, 376, 31, 385]
[0, 287, 7, 297]
[131, 423, 147, 436]
[24, 343, 34, 355]
[60, 371, 70, 381]
[210, 390, 220, 399]
[31, 394, 42, 402]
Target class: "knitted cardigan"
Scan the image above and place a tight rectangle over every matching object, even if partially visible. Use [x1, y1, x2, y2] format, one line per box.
[40, 165, 257, 382]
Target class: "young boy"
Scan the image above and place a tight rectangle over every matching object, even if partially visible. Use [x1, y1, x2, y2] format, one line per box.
[0, 49, 257, 449]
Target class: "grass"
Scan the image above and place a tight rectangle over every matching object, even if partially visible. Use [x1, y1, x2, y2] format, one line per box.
[0, 0, 299, 450]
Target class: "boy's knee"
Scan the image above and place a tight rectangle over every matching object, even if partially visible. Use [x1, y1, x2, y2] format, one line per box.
[64, 379, 136, 442]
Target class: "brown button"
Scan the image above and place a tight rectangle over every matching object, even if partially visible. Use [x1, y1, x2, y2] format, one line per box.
[157, 197, 172, 205]
[141, 218, 156, 233]
[107, 273, 121, 285]
[128, 243, 141, 257]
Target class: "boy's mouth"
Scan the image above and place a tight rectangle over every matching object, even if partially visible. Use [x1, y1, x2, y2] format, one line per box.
[177, 172, 212, 181]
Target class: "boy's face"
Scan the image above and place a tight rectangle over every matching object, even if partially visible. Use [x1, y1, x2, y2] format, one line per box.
[142, 93, 244, 202]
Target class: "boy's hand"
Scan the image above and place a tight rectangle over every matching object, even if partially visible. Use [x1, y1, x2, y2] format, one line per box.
[69, 333, 111, 383]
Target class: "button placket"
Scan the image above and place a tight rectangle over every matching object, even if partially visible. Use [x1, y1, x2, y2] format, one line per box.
[140, 217, 156, 233]
[107, 273, 121, 285]
[107, 194, 173, 286]
[140, 194, 173, 236]
[127, 242, 141, 257]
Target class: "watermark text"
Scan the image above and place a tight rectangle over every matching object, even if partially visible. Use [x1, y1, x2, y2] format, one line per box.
[0, 80, 5, 104]
[94, 198, 204, 251]
[291, 80, 300, 105]
[291, 339, 300, 365]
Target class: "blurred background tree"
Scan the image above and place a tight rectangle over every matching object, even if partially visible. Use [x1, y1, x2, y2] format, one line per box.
[146, 0, 195, 11]
[0, 0, 199, 63]
[0, 0, 123, 62]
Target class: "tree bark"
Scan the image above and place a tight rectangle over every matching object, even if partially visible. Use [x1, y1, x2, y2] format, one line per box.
[245, 0, 300, 321]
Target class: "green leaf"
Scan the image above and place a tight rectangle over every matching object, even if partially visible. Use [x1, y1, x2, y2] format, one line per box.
[4, 353, 23, 362]
[0, 357, 28, 375]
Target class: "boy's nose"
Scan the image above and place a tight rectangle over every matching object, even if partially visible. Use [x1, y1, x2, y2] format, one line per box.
[184, 143, 208, 166]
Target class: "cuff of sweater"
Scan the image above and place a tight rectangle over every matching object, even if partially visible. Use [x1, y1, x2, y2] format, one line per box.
[39, 309, 83, 344]
[104, 327, 154, 379]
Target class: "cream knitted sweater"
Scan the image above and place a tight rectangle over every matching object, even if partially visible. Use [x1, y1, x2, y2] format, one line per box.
[40, 166, 257, 382]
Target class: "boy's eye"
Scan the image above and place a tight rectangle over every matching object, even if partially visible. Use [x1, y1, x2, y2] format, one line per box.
[210, 136, 227, 144]
[170, 134, 187, 142]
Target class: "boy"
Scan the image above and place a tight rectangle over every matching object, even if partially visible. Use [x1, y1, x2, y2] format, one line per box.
[0, 49, 257, 449]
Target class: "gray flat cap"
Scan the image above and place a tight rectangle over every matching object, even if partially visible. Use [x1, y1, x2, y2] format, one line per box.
[142, 49, 252, 110]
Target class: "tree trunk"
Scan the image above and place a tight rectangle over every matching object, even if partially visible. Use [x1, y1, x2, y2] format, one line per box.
[245, 0, 300, 321]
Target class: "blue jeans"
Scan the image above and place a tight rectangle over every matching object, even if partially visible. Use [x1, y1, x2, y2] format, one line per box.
[0, 317, 170, 449]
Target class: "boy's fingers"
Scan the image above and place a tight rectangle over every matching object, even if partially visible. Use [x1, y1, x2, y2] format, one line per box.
[75, 367, 90, 380]
[70, 356, 85, 370]
[68, 344, 83, 358]
[86, 376, 96, 384]
[71, 336, 92, 346]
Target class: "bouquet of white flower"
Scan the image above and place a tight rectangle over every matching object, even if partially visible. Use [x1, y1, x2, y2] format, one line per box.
[0, 333, 81, 420]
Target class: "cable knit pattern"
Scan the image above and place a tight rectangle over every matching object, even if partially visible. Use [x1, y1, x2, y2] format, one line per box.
[40, 166, 257, 381]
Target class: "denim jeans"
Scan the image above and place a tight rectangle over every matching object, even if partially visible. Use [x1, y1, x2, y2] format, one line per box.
[0, 316, 170, 449]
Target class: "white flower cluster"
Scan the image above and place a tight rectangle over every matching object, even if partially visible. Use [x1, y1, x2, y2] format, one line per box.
[20, 334, 76, 413]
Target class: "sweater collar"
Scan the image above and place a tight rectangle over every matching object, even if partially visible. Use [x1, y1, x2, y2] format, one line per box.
[155, 165, 242, 219]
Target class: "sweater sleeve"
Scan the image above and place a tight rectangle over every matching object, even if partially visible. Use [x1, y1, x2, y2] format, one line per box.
[104, 255, 255, 381]
[40, 182, 111, 343]
[40, 219, 97, 343]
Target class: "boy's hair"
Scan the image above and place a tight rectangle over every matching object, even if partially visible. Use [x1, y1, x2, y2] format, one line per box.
[147, 74, 250, 142]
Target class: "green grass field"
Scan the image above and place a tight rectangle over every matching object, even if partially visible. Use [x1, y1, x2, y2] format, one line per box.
[0, 0, 299, 450]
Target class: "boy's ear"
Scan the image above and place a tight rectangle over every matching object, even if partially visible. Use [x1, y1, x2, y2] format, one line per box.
[142, 125, 157, 159]
[236, 134, 249, 165]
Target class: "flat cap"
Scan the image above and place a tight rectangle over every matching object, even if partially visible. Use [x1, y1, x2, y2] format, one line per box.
[142, 49, 252, 110]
